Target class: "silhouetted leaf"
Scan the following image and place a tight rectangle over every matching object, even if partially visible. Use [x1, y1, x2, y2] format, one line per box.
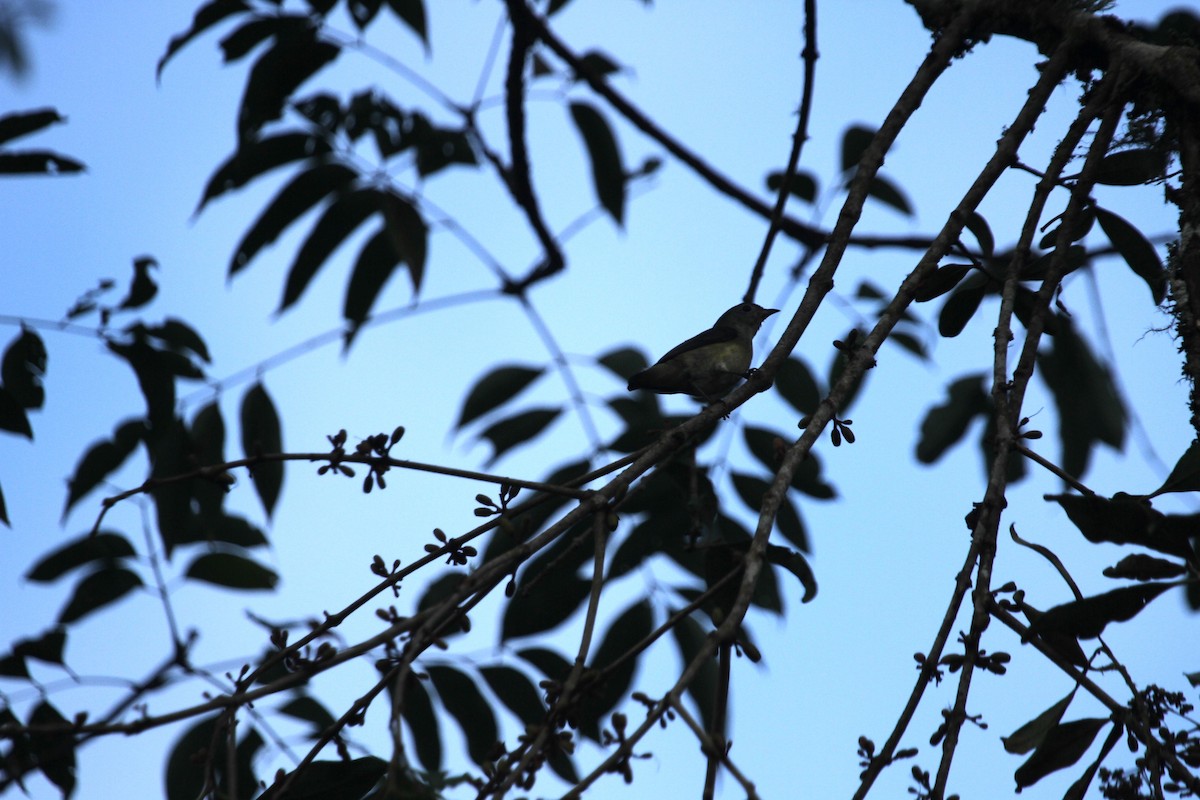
[1002, 692, 1074, 754]
[1151, 439, 1200, 496]
[158, 0, 250, 78]
[580, 600, 653, 740]
[11, 629, 67, 668]
[867, 174, 913, 217]
[963, 211, 994, 257]
[0, 386, 31, 438]
[775, 356, 821, 415]
[105, 338, 182, 429]
[417, 571, 467, 614]
[789, 450, 835, 499]
[2, 326, 45, 409]
[569, 102, 625, 225]
[671, 612, 718, 733]
[27, 531, 136, 583]
[742, 426, 783, 474]
[117, 256, 159, 311]
[916, 374, 987, 464]
[772, 494, 811, 551]
[573, 49, 622, 81]
[477, 408, 560, 466]
[502, 564, 590, 640]
[841, 124, 874, 172]
[1038, 209, 1095, 250]
[189, 401, 228, 524]
[1021, 244, 1085, 282]
[165, 715, 220, 800]
[938, 274, 988, 337]
[1038, 320, 1126, 478]
[517, 647, 572, 683]
[62, 422, 144, 515]
[724, 472, 811, 554]
[237, 26, 339, 142]
[222, 14, 313, 63]
[427, 665, 498, 764]
[230, 162, 358, 277]
[1014, 718, 1108, 790]
[914, 264, 971, 302]
[0, 108, 64, 146]
[597, 347, 646, 382]
[385, 0, 428, 47]
[146, 419, 193, 557]
[1063, 722, 1124, 800]
[174, 513, 269, 550]
[262, 757, 386, 799]
[197, 132, 332, 212]
[295, 92, 341, 130]
[480, 665, 546, 725]
[1012, 286, 1061, 336]
[1051, 494, 1196, 565]
[1095, 147, 1165, 185]
[889, 330, 928, 359]
[701, 518, 783, 617]
[457, 365, 544, 430]
[343, 227, 402, 341]
[410, 117, 476, 177]
[0, 151, 85, 175]
[1031, 582, 1177, 639]
[1103, 554, 1186, 581]
[766, 544, 817, 602]
[380, 190, 427, 291]
[58, 567, 143, 623]
[279, 695, 337, 732]
[509, 651, 578, 781]
[480, 459, 591, 559]
[146, 318, 211, 364]
[398, 672, 441, 772]
[608, 515, 673, 580]
[605, 392, 670, 453]
[28, 701, 76, 797]
[185, 552, 278, 590]
[766, 169, 819, 204]
[281, 188, 379, 312]
[1094, 207, 1165, 305]
[241, 382, 283, 518]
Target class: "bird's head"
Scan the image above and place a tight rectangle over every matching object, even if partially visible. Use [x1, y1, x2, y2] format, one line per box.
[714, 302, 779, 335]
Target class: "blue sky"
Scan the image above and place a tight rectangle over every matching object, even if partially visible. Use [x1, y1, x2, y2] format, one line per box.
[1, 1, 1194, 798]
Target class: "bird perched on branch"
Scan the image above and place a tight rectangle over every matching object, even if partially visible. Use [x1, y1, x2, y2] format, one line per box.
[627, 302, 779, 402]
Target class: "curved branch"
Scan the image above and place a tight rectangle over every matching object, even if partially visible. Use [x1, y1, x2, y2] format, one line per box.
[506, 0, 825, 250]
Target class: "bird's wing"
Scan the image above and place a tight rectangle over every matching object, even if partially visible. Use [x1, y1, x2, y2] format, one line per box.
[654, 325, 737, 363]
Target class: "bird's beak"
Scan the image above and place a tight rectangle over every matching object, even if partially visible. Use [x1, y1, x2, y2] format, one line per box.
[764, 308, 780, 317]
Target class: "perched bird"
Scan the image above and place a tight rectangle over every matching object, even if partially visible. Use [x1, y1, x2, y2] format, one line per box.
[627, 302, 779, 402]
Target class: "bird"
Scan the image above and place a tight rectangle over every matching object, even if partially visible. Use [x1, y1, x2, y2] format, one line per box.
[626, 302, 779, 402]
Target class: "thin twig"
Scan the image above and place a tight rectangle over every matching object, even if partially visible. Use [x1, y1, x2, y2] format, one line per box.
[1014, 443, 1095, 495]
[672, 695, 760, 800]
[745, 0, 819, 301]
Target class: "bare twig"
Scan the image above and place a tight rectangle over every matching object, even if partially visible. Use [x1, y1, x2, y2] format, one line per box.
[745, 0, 819, 301]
